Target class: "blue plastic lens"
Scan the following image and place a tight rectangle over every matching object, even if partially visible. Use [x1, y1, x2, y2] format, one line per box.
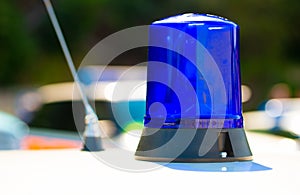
[144, 13, 243, 129]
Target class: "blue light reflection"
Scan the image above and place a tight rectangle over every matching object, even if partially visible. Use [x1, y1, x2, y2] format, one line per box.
[160, 161, 272, 172]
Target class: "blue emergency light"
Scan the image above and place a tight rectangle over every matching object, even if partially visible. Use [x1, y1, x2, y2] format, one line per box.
[135, 13, 252, 162]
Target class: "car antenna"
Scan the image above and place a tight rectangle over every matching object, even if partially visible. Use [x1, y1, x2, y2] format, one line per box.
[42, 0, 103, 151]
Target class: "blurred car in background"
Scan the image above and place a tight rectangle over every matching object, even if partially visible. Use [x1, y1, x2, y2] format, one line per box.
[244, 98, 300, 139]
[15, 65, 147, 150]
[0, 111, 28, 150]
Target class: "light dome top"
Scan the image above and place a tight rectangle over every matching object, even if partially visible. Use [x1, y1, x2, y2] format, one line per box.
[153, 13, 236, 26]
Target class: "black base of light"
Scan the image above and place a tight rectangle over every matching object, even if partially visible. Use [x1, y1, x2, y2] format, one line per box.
[81, 136, 103, 151]
[135, 127, 252, 162]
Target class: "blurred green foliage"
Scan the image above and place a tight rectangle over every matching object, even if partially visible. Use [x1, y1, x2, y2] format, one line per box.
[1, 0, 300, 109]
